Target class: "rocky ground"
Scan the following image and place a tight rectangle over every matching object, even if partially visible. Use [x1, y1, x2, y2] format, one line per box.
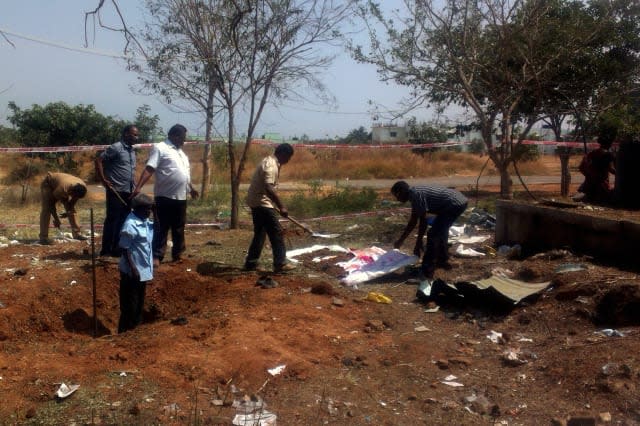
[1, 194, 640, 425]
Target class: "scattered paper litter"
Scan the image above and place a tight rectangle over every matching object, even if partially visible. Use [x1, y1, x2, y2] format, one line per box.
[55, 383, 80, 398]
[487, 330, 503, 343]
[232, 411, 277, 426]
[441, 375, 464, 387]
[267, 364, 286, 376]
[456, 235, 491, 244]
[455, 244, 485, 257]
[595, 329, 625, 337]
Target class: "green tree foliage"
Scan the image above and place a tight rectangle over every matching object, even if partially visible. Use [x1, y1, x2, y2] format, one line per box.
[134, 104, 162, 142]
[7, 101, 121, 147]
[353, 0, 640, 198]
[0, 125, 18, 147]
[342, 126, 371, 144]
[6, 101, 162, 174]
[406, 118, 447, 144]
[7, 101, 162, 147]
[407, 117, 449, 155]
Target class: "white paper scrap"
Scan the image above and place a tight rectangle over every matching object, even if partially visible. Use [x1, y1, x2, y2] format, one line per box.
[268, 364, 286, 376]
[55, 383, 80, 398]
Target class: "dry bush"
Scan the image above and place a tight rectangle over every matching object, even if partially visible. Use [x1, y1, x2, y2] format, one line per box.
[0, 144, 565, 192]
[283, 148, 498, 181]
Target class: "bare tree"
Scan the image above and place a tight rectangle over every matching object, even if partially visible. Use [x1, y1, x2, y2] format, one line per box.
[352, 0, 640, 198]
[86, 0, 352, 226]
[212, 0, 352, 228]
[84, 0, 144, 54]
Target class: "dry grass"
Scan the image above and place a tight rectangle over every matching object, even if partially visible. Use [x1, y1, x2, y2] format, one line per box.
[0, 144, 567, 235]
[0, 144, 562, 186]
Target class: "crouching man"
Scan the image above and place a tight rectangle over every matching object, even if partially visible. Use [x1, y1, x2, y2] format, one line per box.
[391, 181, 468, 283]
[39, 172, 88, 244]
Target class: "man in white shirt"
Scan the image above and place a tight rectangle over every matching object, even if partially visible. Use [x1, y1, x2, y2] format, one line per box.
[132, 124, 199, 264]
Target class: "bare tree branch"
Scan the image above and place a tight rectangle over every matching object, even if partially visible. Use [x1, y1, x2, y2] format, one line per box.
[84, 0, 146, 56]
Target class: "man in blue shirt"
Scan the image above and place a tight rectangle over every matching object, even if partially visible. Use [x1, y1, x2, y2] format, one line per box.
[95, 125, 138, 257]
[118, 193, 154, 333]
[391, 181, 468, 281]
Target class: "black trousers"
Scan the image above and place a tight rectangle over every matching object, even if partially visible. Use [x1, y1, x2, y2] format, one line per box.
[118, 272, 147, 333]
[153, 197, 187, 261]
[421, 202, 468, 278]
[101, 190, 131, 256]
[245, 207, 286, 269]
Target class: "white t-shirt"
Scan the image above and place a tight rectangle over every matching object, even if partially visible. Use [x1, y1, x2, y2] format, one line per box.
[146, 140, 191, 200]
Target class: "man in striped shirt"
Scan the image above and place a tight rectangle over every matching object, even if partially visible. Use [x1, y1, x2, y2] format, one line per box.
[391, 181, 468, 281]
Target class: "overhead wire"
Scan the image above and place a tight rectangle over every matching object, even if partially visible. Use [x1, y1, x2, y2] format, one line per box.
[0, 26, 414, 119]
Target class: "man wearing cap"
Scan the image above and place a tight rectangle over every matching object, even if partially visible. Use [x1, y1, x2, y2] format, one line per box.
[39, 172, 88, 244]
[118, 193, 154, 333]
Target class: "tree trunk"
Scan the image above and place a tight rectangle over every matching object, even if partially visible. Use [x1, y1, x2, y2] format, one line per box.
[499, 166, 513, 199]
[228, 109, 240, 229]
[559, 153, 571, 197]
[614, 139, 640, 209]
[200, 95, 215, 198]
[201, 145, 211, 199]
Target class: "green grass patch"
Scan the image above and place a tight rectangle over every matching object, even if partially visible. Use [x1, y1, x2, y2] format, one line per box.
[188, 183, 233, 222]
[286, 182, 378, 218]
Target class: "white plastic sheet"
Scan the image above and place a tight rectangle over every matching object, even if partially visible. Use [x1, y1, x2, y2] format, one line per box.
[454, 244, 486, 258]
[341, 248, 418, 286]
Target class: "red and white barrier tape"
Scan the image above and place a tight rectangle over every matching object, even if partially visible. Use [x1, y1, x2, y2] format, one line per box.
[0, 139, 599, 153]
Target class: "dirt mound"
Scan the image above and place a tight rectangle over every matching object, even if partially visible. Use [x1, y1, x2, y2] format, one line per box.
[2, 218, 640, 424]
[596, 283, 640, 326]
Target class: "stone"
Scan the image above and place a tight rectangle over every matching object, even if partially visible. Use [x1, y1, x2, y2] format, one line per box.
[436, 359, 449, 369]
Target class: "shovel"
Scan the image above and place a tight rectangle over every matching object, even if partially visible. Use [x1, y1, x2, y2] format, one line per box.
[286, 215, 340, 239]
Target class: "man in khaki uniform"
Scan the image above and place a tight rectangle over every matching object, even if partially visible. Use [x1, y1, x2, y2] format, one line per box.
[39, 172, 88, 244]
[244, 143, 295, 273]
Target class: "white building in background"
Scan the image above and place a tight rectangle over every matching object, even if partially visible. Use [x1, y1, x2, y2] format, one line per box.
[371, 123, 408, 144]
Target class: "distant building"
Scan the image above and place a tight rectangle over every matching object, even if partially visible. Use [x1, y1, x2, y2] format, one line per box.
[371, 123, 407, 144]
[262, 132, 284, 142]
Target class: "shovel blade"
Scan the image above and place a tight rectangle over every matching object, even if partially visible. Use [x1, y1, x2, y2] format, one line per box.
[311, 232, 340, 239]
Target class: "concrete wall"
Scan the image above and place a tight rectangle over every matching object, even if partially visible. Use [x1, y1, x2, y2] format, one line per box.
[495, 200, 640, 265]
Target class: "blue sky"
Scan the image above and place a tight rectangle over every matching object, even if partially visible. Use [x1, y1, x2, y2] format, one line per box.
[0, 1, 436, 140]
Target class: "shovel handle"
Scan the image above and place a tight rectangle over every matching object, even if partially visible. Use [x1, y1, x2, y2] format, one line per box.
[109, 186, 129, 207]
[286, 215, 313, 234]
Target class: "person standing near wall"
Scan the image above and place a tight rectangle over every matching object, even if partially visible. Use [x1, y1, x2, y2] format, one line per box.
[132, 124, 198, 265]
[95, 125, 139, 257]
[576, 130, 616, 205]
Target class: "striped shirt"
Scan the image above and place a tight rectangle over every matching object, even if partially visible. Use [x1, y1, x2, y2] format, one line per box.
[409, 185, 468, 215]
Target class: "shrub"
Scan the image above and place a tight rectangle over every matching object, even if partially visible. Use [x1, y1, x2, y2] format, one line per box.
[286, 183, 377, 218]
